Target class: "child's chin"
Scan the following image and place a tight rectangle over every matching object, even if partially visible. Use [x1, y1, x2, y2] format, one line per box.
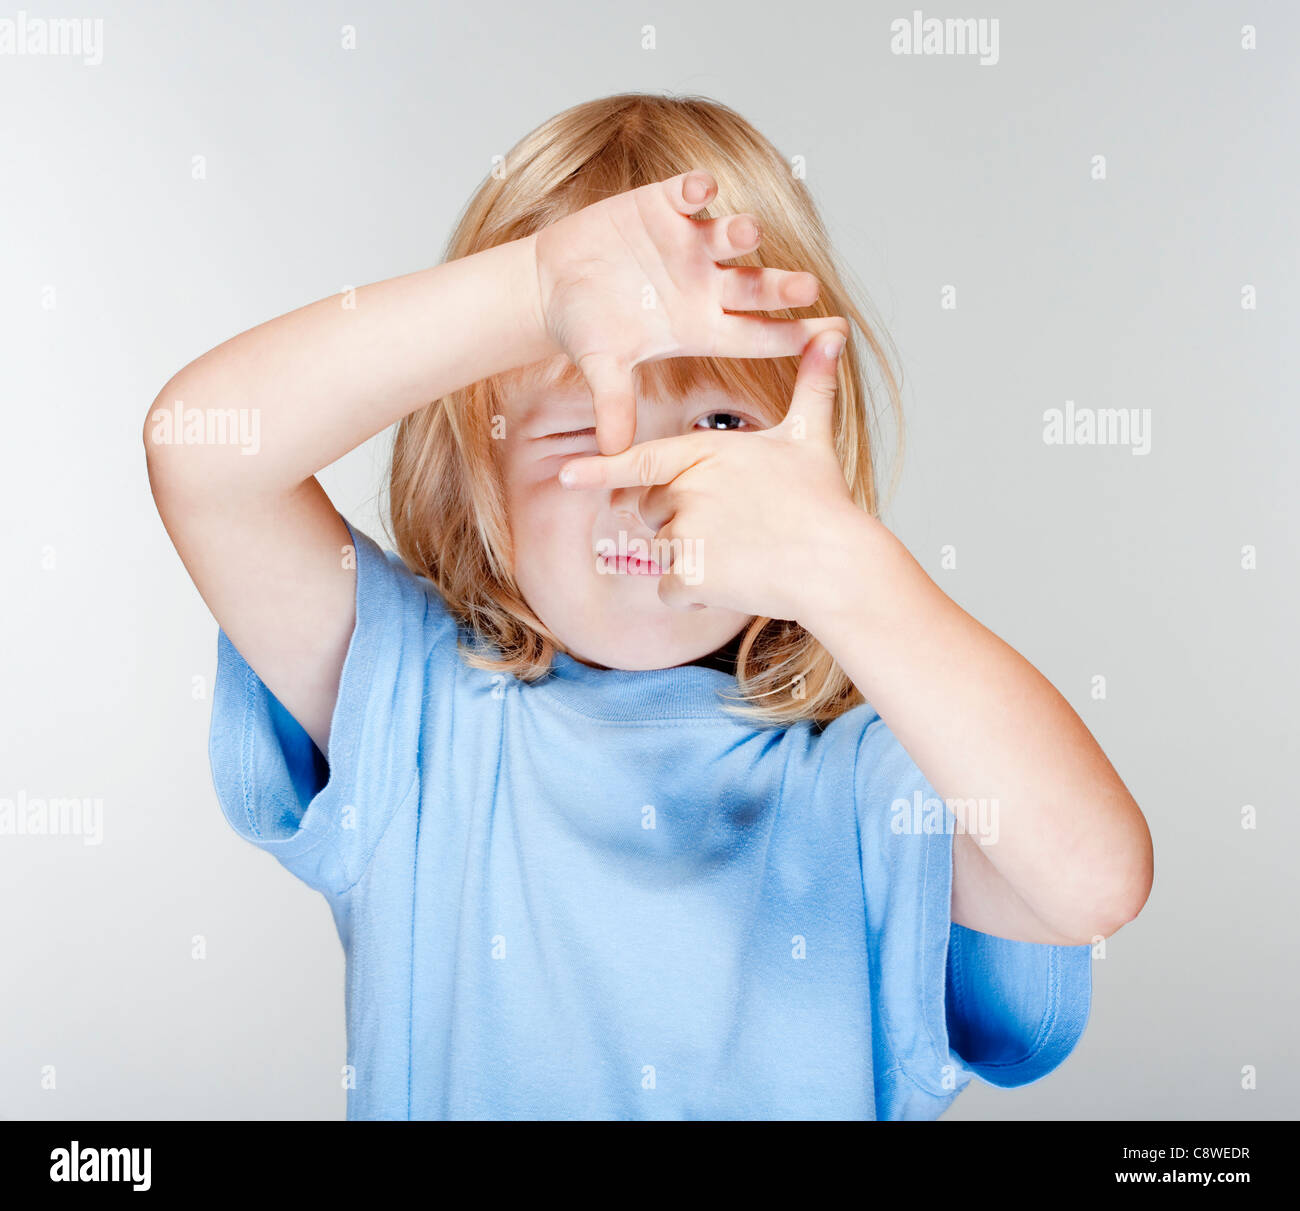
[566, 615, 740, 673]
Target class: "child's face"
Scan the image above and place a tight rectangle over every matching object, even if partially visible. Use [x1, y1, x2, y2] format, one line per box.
[499, 364, 773, 670]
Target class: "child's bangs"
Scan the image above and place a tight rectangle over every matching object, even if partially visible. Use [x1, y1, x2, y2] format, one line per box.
[633, 355, 794, 427]
[492, 353, 794, 428]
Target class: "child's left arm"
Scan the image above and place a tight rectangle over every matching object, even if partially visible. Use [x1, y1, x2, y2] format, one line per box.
[800, 507, 1153, 949]
[559, 332, 1154, 948]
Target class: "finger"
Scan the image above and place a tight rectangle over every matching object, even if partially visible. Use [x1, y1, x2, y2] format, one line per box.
[576, 352, 637, 455]
[712, 313, 849, 360]
[559, 431, 709, 492]
[777, 330, 846, 446]
[665, 170, 718, 216]
[718, 267, 820, 312]
[653, 528, 707, 611]
[658, 571, 705, 612]
[637, 482, 676, 532]
[695, 213, 763, 262]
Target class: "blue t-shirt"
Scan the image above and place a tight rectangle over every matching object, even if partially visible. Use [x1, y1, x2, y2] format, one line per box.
[208, 519, 1091, 1120]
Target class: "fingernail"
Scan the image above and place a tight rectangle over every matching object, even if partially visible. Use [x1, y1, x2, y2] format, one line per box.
[559, 466, 576, 488]
[684, 174, 707, 203]
[825, 335, 846, 360]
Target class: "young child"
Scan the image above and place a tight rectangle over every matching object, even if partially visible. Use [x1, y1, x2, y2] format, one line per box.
[145, 93, 1152, 1120]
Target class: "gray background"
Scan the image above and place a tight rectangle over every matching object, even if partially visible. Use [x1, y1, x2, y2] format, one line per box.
[1, 0, 1295, 1120]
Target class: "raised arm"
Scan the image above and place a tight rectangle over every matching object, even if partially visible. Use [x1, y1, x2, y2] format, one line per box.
[143, 237, 555, 753]
[144, 169, 844, 754]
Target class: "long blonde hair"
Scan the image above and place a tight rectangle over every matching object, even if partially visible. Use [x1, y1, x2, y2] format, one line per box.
[387, 92, 903, 726]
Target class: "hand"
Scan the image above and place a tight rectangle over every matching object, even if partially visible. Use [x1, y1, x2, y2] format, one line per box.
[556, 330, 867, 621]
[531, 170, 848, 454]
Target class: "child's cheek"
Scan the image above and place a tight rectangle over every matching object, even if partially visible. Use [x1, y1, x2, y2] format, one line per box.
[511, 467, 599, 580]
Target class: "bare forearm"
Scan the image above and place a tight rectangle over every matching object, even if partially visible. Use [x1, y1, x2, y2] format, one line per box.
[144, 235, 552, 497]
[141, 235, 553, 753]
[799, 508, 1153, 942]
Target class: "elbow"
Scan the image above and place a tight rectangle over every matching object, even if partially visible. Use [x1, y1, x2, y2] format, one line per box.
[1078, 886, 1149, 945]
[143, 366, 245, 504]
[142, 372, 184, 485]
[143, 390, 172, 508]
[1067, 813, 1155, 945]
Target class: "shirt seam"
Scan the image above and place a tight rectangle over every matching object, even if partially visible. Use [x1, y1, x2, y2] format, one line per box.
[239, 659, 336, 858]
[855, 717, 933, 1093]
[856, 715, 962, 1100]
[877, 840, 957, 1100]
[329, 527, 442, 897]
[332, 771, 420, 897]
[238, 659, 259, 837]
[916, 816, 953, 1080]
[958, 945, 1061, 1070]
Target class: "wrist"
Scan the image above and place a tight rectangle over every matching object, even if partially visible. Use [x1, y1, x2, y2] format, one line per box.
[792, 505, 920, 639]
[502, 233, 561, 367]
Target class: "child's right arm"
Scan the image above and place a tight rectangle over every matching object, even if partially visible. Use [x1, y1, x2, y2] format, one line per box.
[144, 238, 558, 755]
[144, 170, 843, 756]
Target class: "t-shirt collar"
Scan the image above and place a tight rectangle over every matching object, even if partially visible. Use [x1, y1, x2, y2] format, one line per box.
[531, 648, 742, 722]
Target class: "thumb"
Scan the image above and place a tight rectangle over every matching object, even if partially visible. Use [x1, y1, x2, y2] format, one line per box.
[778, 329, 845, 447]
[577, 352, 637, 455]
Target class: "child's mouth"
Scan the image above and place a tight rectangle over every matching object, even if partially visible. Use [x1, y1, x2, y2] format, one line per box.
[596, 554, 663, 576]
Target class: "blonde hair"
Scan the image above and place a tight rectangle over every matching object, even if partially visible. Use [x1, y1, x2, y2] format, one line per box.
[387, 92, 904, 726]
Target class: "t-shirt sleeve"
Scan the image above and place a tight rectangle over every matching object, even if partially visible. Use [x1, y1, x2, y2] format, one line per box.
[207, 517, 456, 897]
[854, 715, 1092, 1118]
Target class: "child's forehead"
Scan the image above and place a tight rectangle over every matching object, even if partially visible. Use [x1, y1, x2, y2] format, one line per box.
[503, 375, 592, 423]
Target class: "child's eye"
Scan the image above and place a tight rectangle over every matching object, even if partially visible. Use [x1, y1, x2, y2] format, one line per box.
[543, 428, 597, 441]
[693, 412, 752, 432]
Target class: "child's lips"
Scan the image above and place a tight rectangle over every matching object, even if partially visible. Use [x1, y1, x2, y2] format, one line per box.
[597, 553, 663, 576]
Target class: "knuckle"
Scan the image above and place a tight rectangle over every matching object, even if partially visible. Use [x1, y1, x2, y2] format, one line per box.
[633, 447, 658, 486]
[657, 566, 686, 597]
